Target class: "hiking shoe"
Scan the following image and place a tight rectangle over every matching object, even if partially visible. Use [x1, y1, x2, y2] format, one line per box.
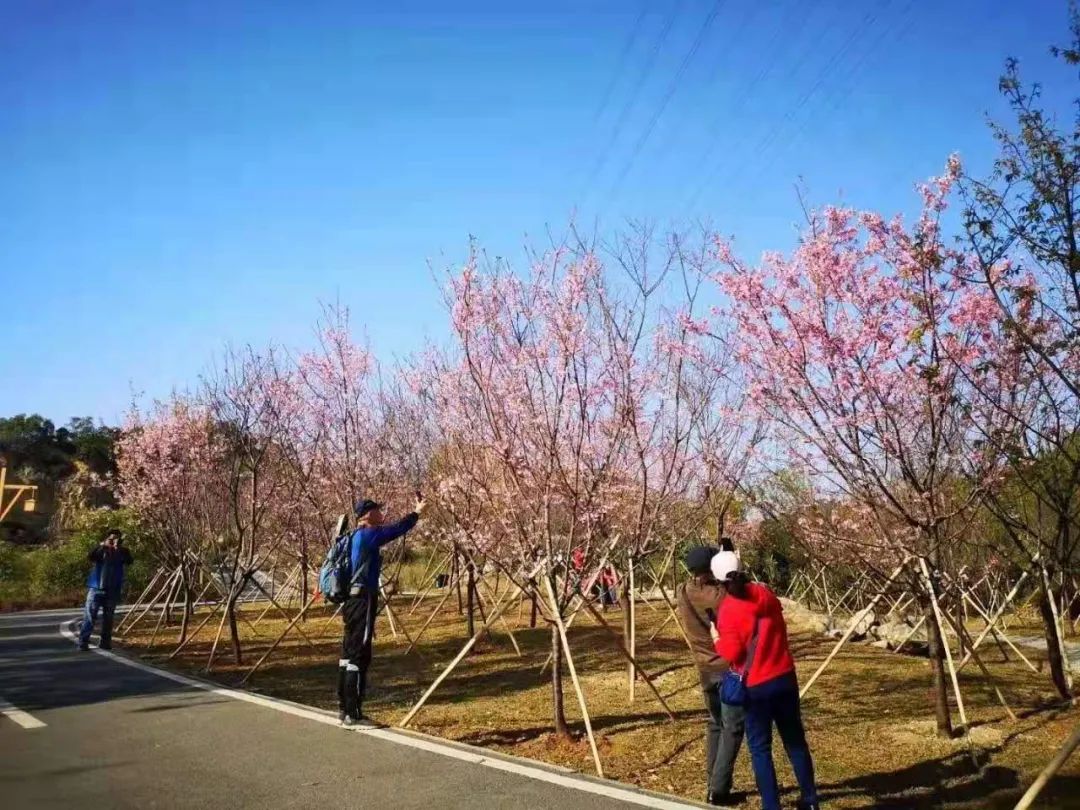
[707, 792, 742, 806]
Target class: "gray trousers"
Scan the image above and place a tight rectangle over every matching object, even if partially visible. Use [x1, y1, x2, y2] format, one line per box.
[704, 681, 746, 796]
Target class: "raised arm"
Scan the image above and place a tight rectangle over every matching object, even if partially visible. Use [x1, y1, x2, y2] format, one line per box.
[368, 512, 419, 549]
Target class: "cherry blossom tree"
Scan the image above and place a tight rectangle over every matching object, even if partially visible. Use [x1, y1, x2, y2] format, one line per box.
[955, 32, 1080, 699]
[117, 395, 227, 644]
[691, 161, 999, 736]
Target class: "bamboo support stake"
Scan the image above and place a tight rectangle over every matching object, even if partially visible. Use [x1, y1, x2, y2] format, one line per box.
[116, 567, 166, 633]
[119, 567, 180, 634]
[958, 569, 1034, 672]
[404, 585, 457, 655]
[891, 615, 927, 654]
[919, 556, 968, 735]
[801, 558, 908, 699]
[398, 562, 537, 728]
[254, 566, 298, 626]
[204, 592, 234, 673]
[580, 597, 675, 720]
[1013, 723, 1080, 810]
[237, 593, 321, 685]
[958, 592, 1036, 672]
[167, 598, 224, 660]
[545, 575, 604, 778]
[942, 606, 1017, 721]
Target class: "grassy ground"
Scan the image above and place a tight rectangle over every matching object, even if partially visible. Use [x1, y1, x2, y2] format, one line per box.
[115, 586, 1080, 810]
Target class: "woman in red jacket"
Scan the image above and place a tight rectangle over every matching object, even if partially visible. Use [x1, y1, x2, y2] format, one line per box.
[709, 551, 820, 810]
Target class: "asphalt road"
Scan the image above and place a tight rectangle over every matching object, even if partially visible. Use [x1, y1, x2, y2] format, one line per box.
[0, 610, 699, 810]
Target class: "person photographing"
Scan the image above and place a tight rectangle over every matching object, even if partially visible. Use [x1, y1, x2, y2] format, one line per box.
[709, 550, 820, 810]
[78, 529, 133, 651]
[338, 493, 426, 726]
[676, 544, 745, 806]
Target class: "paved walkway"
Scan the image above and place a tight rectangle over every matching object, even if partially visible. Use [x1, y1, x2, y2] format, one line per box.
[0, 610, 701, 810]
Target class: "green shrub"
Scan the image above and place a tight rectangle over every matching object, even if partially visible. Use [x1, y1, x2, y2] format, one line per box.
[0, 506, 153, 610]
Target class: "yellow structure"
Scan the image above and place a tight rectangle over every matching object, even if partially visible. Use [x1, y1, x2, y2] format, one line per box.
[0, 464, 38, 522]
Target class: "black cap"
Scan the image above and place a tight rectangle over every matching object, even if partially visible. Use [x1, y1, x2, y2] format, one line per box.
[684, 545, 719, 576]
[354, 499, 382, 517]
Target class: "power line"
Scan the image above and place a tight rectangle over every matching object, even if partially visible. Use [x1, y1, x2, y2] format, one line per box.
[681, 2, 880, 215]
[589, 4, 650, 127]
[576, 0, 685, 210]
[677, 1, 845, 214]
[602, 0, 730, 206]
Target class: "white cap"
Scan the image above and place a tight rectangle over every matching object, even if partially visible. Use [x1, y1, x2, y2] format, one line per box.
[710, 550, 741, 582]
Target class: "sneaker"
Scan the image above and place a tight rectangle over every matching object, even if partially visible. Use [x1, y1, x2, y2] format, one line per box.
[78, 643, 90, 651]
[100, 642, 112, 651]
[338, 711, 347, 724]
[342, 715, 358, 728]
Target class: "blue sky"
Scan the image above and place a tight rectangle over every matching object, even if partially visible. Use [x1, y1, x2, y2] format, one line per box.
[2, 1, 1075, 424]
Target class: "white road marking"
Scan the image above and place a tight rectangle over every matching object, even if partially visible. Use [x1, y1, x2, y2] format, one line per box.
[57, 620, 698, 809]
[0, 697, 46, 729]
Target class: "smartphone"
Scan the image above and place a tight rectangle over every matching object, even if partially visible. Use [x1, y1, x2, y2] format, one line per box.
[705, 607, 716, 624]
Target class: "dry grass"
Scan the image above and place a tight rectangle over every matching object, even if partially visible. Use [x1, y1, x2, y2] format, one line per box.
[117, 588, 1080, 809]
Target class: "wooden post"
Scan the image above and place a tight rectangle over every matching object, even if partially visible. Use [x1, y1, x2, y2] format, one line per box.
[919, 556, 968, 735]
[118, 567, 180, 634]
[116, 567, 166, 634]
[167, 598, 224, 660]
[957, 592, 1037, 673]
[941, 605, 1017, 721]
[1013, 722, 1080, 810]
[544, 575, 604, 778]
[400, 558, 545, 728]
[237, 593, 321, 685]
[958, 569, 1033, 670]
[580, 596, 675, 720]
[627, 559, 636, 702]
[404, 585, 456, 655]
[890, 615, 927, 654]
[801, 558, 908, 698]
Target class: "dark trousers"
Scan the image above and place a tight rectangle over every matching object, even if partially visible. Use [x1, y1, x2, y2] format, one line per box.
[79, 589, 117, 646]
[338, 590, 377, 719]
[704, 681, 746, 796]
[745, 671, 818, 810]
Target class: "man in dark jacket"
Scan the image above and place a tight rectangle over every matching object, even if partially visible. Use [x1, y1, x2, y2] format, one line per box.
[78, 529, 133, 651]
[676, 543, 744, 806]
[338, 494, 425, 726]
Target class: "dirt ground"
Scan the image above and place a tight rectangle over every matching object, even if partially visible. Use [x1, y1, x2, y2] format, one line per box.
[115, 586, 1080, 810]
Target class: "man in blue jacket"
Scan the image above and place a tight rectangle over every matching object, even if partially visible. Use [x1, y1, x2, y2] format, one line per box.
[78, 529, 133, 651]
[339, 494, 425, 725]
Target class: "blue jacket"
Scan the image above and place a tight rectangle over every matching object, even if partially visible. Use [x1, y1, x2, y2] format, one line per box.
[87, 545, 133, 596]
[349, 513, 418, 592]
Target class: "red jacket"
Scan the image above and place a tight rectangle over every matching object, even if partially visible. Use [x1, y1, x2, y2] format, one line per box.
[713, 583, 794, 688]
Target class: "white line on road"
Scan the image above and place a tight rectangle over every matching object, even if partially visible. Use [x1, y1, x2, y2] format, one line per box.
[57, 620, 699, 809]
[0, 697, 46, 729]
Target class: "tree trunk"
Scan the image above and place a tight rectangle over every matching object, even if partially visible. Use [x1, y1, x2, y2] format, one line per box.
[1038, 585, 1072, 701]
[178, 578, 191, 646]
[530, 584, 539, 629]
[466, 561, 476, 638]
[924, 597, 954, 738]
[454, 553, 464, 614]
[300, 541, 309, 623]
[227, 590, 243, 665]
[550, 621, 569, 737]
